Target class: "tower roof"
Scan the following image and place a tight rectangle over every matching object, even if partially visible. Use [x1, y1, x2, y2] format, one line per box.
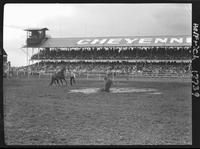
[3, 49, 7, 56]
[24, 28, 48, 31]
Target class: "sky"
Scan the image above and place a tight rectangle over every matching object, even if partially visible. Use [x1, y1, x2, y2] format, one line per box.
[3, 3, 191, 67]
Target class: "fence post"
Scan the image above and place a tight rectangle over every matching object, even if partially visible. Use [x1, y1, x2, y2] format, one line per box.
[87, 73, 88, 80]
[39, 72, 41, 79]
[28, 72, 29, 79]
[17, 71, 19, 78]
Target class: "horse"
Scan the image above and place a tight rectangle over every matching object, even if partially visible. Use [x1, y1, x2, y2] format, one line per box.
[49, 66, 68, 86]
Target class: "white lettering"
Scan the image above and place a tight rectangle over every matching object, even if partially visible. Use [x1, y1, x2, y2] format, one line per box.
[170, 38, 183, 44]
[124, 38, 138, 44]
[77, 39, 91, 44]
[139, 38, 152, 44]
[186, 37, 192, 43]
[107, 38, 122, 44]
[154, 38, 168, 43]
[76, 37, 190, 46]
[91, 39, 107, 44]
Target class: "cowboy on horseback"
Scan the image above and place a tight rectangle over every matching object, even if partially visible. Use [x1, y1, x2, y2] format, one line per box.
[49, 65, 68, 86]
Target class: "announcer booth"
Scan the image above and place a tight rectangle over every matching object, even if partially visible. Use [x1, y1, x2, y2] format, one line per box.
[23, 27, 192, 79]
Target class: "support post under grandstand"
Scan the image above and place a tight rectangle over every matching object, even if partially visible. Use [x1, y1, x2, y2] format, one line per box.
[98, 73, 101, 80]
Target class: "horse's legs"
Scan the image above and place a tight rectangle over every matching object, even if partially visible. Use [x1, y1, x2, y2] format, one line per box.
[49, 77, 54, 86]
[53, 78, 57, 86]
[73, 77, 76, 84]
[60, 79, 64, 86]
[56, 79, 60, 85]
[54, 78, 58, 85]
[63, 78, 68, 86]
[70, 77, 73, 86]
[49, 80, 52, 86]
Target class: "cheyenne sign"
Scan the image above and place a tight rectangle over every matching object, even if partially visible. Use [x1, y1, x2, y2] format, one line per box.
[25, 35, 191, 48]
[76, 36, 191, 46]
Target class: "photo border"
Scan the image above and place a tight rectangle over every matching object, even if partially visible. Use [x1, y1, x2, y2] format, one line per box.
[0, 0, 199, 148]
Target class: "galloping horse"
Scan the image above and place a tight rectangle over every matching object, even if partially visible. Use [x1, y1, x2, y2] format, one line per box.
[49, 66, 68, 86]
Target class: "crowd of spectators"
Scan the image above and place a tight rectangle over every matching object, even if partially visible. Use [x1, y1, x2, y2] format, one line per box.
[27, 61, 191, 76]
[31, 47, 191, 61]
[27, 46, 192, 77]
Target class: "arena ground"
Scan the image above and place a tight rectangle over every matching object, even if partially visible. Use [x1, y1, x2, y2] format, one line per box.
[3, 77, 192, 145]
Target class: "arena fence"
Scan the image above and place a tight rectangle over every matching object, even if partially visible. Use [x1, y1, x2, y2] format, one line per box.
[6, 70, 192, 80]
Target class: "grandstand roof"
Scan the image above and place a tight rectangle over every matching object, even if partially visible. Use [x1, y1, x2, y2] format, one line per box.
[24, 35, 191, 48]
[37, 59, 192, 63]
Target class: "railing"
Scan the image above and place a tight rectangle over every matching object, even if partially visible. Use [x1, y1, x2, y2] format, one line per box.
[7, 70, 191, 80]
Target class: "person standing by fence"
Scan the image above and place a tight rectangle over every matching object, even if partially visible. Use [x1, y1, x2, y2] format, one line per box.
[69, 70, 76, 86]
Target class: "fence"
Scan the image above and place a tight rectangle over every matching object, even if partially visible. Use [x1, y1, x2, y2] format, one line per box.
[7, 70, 192, 80]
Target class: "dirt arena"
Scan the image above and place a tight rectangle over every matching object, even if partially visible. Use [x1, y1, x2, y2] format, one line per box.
[3, 77, 192, 145]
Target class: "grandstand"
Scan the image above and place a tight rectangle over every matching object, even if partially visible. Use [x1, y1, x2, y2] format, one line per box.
[20, 28, 191, 79]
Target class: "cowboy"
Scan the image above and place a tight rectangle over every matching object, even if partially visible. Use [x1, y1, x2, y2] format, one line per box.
[69, 70, 76, 86]
[101, 75, 113, 92]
